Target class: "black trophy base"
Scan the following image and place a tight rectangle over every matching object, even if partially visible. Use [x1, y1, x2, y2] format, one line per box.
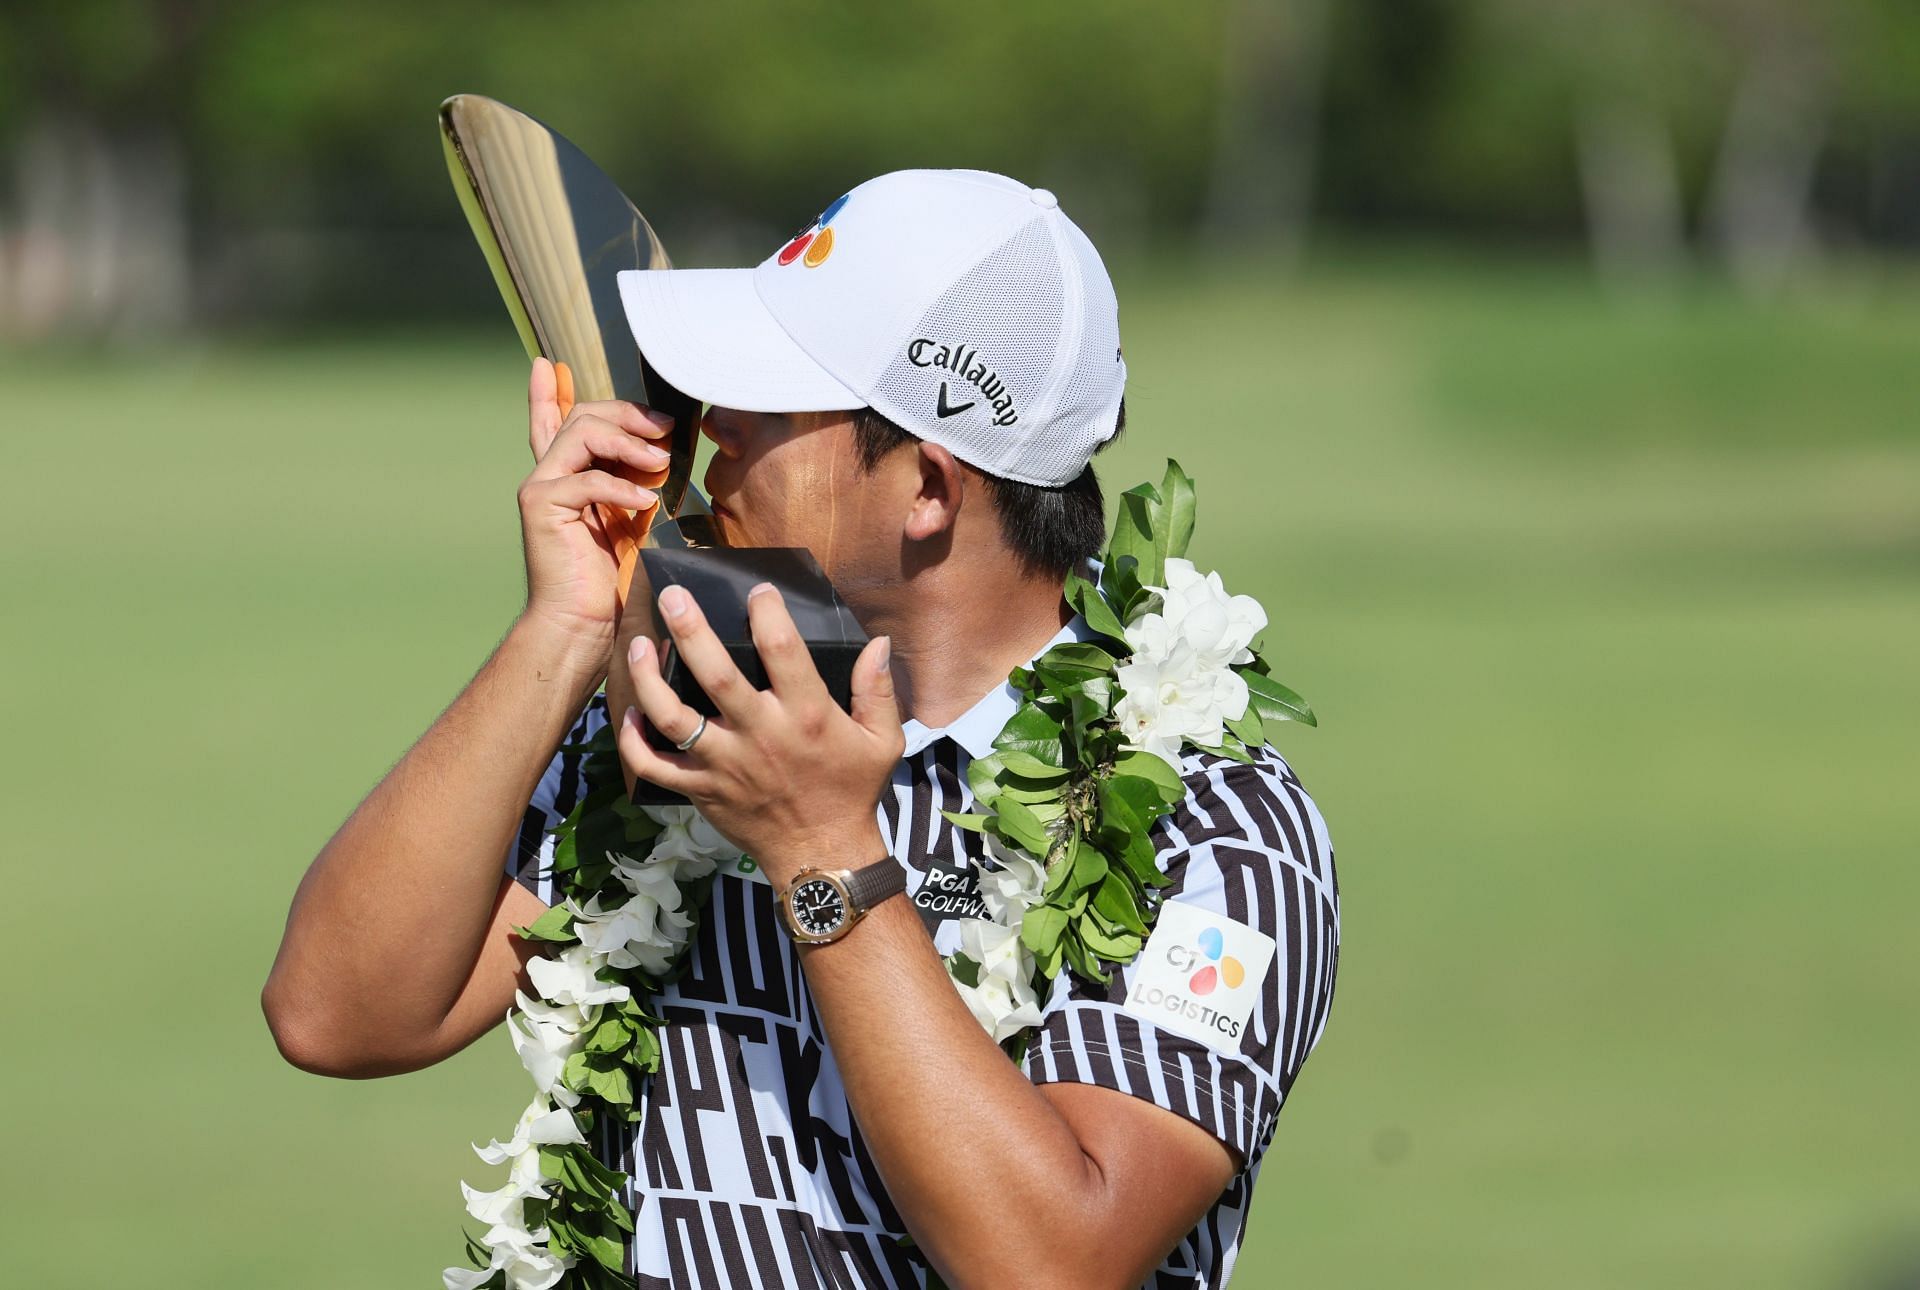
[621, 546, 868, 807]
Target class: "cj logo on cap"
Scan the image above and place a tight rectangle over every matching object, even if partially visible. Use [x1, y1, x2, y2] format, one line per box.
[776, 192, 850, 268]
[1124, 899, 1276, 1054]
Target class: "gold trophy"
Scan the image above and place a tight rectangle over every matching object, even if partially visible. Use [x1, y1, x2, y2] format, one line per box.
[441, 96, 865, 804]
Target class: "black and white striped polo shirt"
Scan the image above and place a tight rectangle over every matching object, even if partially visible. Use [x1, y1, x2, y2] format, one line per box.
[507, 614, 1341, 1289]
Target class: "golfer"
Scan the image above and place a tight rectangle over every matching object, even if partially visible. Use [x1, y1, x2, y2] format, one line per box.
[264, 169, 1340, 1288]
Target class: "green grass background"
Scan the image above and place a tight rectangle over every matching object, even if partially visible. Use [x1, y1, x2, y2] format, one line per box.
[2, 254, 1915, 1288]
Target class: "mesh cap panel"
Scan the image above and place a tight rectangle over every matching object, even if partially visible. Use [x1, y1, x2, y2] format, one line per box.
[866, 209, 1121, 486]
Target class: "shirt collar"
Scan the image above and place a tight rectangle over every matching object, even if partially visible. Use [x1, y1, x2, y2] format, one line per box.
[899, 610, 1102, 760]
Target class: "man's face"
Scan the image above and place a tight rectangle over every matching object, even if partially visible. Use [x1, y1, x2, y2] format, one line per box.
[698, 405, 909, 597]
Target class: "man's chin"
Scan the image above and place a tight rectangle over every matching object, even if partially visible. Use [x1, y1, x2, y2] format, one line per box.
[710, 505, 753, 548]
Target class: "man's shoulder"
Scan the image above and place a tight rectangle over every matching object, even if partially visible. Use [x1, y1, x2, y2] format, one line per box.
[1154, 741, 1337, 904]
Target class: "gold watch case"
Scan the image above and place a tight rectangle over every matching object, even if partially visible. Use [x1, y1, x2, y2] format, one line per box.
[778, 866, 862, 944]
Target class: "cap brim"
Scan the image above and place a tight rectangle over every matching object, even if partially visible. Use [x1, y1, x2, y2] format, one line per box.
[616, 268, 863, 413]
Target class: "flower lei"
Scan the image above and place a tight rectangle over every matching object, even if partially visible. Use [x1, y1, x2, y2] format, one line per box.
[444, 460, 1314, 1290]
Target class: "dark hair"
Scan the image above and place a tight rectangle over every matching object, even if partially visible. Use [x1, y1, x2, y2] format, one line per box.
[847, 399, 1127, 581]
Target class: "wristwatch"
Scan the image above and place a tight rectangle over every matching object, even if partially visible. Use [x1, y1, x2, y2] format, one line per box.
[777, 856, 907, 944]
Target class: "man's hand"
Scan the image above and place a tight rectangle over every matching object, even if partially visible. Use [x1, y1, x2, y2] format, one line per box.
[517, 357, 674, 650]
[614, 581, 901, 880]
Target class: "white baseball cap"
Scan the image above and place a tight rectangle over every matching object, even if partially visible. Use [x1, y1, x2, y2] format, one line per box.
[616, 168, 1126, 488]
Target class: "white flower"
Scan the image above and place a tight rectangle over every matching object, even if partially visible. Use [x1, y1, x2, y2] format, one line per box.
[460, 1146, 550, 1227]
[508, 990, 590, 1107]
[1112, 559, 1263, 770]
[641, 804, 741, 876]
[977, 832, 1046, 928]
[473, 1094, 587, 1166]
[444, 1211, 576, 1290]
[1112, 649, 1249, 769]
[951, 918, 1044, 1044]
[496, 1241, 573, 1290]
[570, 871, 696, 976]
[1135, 557, 1266, 671]
[526, 941, 631, 1009]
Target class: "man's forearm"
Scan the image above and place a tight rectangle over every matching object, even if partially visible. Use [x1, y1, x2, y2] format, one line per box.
[262, 614, 607, 1072]
[788, 836, 1108, 1288]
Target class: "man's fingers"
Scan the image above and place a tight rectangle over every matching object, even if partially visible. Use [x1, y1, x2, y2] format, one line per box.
[849, 635, 900, 741]
[614, 694, 703, 798]
[626, 634, 717, 752]
[522, 469, 658, 517]
[528, 358, 563, 461]
[531, 414, 672, 483]
[657, 585, 759, 724]
[746, 583, 831, 704]
[572, 400, 675, 440]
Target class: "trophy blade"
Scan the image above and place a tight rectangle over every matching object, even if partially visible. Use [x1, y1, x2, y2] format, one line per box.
[439, 94, 703, 527]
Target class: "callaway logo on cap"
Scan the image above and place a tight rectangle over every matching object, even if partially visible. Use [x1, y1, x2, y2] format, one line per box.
[616, 168, 1126, 487]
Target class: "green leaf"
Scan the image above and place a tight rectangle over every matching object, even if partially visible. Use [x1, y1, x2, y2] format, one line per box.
[1091, 871, 1150, 935]
[1064, 572, 1129, 642]
[992, 797, 1052, 854]
[1067, 840, 1109, 895]
[560, 1050, 594, 1092]
[995, 749, 1071, 781]
[940, 809, 993, 833]
[992, 705, 1068, 768]
[1020, 904, 1069, 957]
[1225, 701, 1265, 749]
[1158, 458, 1197, 560]
[1099, 554, 1147, 622]
[1111, 751, 1187, 805]
[1066, 678, 1112, 738]
[585, 1016, 633, 1054]
[582, 1062, 633, 1106]
[628, 1025, 661, 1073]
[1194, 736, 1256, 765]
[1243, 668, 1317, 728]
[967, 752, 1008, 805]
[1035, 641, 1119, 681]
[1098, 775, 1159, 835]
[1108, 483, 1165, 593]
[1077, 914, 1143, 961]
[1061, 933, 1112, 985]
[1033, 934, 1065, 980]
[1118, 828, 1172, 888]
[574, 785, 630, 863]
[946, 952, 982, 988]
[511, 904, 578, 943]
[538, 1146, 578, 1187]
[992, 776, 1069, 805]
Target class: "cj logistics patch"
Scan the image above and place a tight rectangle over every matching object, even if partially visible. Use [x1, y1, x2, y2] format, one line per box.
[1124, 899, 1276, 1055]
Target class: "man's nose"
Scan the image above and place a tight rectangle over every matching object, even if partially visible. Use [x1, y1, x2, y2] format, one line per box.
[700, 406, 745, 459]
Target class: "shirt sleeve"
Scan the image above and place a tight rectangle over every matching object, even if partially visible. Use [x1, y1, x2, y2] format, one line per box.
[1021, 747, 1340, 1172]
[505, 691, 610, 907]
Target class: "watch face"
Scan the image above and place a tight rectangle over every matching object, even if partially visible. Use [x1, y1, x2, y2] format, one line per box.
[789, 877, 848, 938]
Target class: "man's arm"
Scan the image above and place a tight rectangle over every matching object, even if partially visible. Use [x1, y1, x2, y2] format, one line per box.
[793, 893, 1237, 1289]
[614, 585, 1239, 1287]
[260, 616, 605, 1077]
[262, 359, 672, 1077]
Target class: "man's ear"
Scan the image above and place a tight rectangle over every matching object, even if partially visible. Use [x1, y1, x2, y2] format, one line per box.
[903, 441, 966, 541]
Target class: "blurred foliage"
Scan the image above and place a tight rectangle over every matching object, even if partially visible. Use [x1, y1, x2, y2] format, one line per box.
[6, 0, 1920, 252]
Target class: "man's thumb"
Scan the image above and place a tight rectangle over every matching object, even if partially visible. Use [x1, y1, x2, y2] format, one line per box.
[528, 357, 562, 461]
[849, 635, 898, 736]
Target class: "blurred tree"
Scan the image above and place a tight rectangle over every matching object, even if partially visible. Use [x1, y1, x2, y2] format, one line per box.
[5, 0, 1919, 333]
[1202, 0, 1330, 264]
[1691, 0, 1834, 296]
[0, 1, 221, 338]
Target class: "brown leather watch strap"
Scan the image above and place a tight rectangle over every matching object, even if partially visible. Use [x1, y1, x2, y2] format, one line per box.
[843, 855, 907, 914]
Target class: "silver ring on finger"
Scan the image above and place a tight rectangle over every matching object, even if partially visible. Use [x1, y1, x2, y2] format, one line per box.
[673, 713, 709, 752]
